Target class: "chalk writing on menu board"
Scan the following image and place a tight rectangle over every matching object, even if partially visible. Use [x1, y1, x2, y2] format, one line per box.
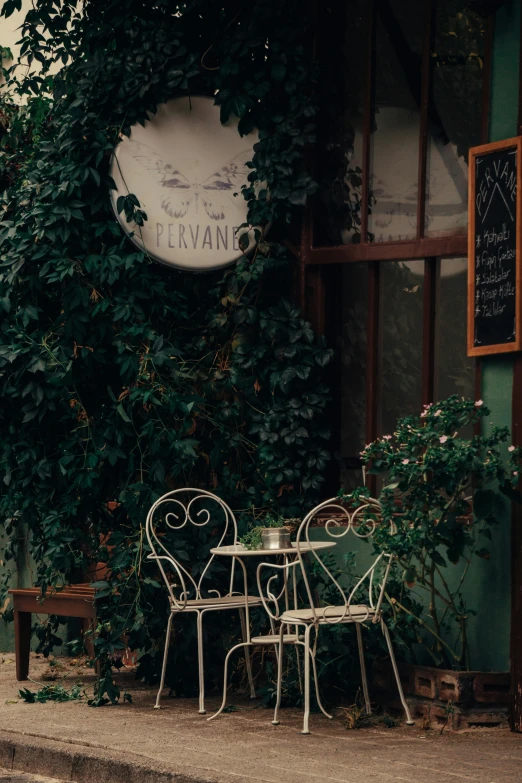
[473, 147, 517, 348]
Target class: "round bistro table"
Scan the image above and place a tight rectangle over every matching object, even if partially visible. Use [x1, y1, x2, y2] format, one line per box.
[207, 540, 335, 721]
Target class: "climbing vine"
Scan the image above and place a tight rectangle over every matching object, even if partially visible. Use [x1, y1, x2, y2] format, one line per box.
[0, 0, 336, 703]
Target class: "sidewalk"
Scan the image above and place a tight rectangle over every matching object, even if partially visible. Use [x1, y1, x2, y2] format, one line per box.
[0, 769, 64, 783]
[0, 655, 520, 783]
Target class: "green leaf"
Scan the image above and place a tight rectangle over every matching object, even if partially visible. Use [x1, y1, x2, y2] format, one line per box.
[431, 551, 447, 568]
[116, 404, 132, 423]
[18, 688, 36, 703]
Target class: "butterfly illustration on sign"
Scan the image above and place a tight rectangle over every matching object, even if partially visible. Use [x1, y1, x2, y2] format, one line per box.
[127, 141, 252, 221]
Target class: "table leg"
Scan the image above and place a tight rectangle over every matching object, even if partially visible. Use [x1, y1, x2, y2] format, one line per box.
[14, 609, 31, 681]
[207, 641, 253, 722]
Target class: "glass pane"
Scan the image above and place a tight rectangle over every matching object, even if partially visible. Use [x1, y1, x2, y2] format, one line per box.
[436, 257, 475, 402]
[425, 2, 486, 237]
[313, 1, 369, 246]
[381, 260, 424, 435]
[340, 263, 368, 491]
[368, 2, 427, 243]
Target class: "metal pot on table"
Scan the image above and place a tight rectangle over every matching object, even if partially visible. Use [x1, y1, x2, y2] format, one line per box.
[261, 527, 292, 550]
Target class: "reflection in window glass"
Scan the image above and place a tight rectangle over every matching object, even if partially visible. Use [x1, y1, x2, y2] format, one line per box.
[436, 257, 475, 402]
[368, 1, 427, 242]
[340, 264, 368, 491]
[381, 260, 424, 435]
[425, 1, 486, 237]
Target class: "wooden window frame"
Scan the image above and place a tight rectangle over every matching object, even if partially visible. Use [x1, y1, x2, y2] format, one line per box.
[295, 0, 493, 459]
[300, 0, 493, 267]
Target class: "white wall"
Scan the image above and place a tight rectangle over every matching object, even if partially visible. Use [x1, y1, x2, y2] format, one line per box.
[1, 0, 64, 88]
[1, 1, 29, 66]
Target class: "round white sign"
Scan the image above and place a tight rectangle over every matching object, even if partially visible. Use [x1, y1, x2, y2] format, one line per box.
[110, 96, 259, 271]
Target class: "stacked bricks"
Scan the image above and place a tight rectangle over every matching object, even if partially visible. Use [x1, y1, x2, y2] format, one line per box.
[373, 661, 510, 730]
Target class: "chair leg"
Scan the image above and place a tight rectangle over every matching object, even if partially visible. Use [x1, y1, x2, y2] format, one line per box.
[381, 619, 414, 725]
[207, 641, 250, 722]
[356, 623, 371, 716]
[196, 611, 206, 714]
[296, 635, 303, 695]
[302, 624, 313, 735]
[154, 612, 174, 710]
[310, 628, 332, 720]
[272, 623, 285, 726]
[239, 608, 256, 699]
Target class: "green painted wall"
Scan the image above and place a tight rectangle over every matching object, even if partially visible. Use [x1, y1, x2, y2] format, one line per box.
[386, 1, 521, 673]
[468, 0, 521, 671]
[327, 1, 522, 673]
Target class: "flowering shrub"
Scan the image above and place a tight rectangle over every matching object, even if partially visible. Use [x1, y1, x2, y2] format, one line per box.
[341, 396, 522, 670]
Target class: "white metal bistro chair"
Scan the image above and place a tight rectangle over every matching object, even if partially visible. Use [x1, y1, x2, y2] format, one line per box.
[254, 548, 332, 720]
[145, 488, 262, 714]
[270, 496, 414, 734]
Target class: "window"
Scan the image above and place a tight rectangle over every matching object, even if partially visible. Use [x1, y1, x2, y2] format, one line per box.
[300, 0, 490, 490]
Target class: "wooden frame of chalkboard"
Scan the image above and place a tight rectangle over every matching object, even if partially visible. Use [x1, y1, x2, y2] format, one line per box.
[468, 136, 522, 357]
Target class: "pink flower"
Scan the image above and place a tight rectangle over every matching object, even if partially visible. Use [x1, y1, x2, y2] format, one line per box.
[402, 459, 409, 465]
[382, 435, 392, 441]
[439, 435, 448, 444]
[434, 410, 442, 417]
[420, 411, 427, 418]
[475, 400, 484, 407]
[514, 471, 519, 477]
[509, 445, 516, 452]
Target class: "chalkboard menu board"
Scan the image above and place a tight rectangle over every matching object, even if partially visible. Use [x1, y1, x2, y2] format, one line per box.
[468, 137, 522, 356]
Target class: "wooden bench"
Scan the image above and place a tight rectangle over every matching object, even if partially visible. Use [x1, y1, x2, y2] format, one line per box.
[8, 584, 96, 681]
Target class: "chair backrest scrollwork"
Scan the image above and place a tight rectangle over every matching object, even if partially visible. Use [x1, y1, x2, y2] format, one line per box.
[295, 496, 392, 624]
[145, 488, 239, 611]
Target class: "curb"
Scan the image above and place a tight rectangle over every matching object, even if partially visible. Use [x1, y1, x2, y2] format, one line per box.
[0, 731, 221, 783]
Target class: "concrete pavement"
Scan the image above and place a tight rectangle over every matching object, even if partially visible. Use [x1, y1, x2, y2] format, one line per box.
[0, 769, 65, 783]
[0, 768, 66, 783]
[0, 655, 520, 783]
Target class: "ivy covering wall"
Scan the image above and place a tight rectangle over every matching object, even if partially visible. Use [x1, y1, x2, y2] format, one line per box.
[0, 0, 333, 702]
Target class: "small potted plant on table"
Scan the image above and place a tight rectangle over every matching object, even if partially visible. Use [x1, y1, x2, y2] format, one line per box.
[240, 513, 299, 550]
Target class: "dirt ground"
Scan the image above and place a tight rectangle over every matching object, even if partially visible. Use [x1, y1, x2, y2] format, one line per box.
[0, 654, 520, 783]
